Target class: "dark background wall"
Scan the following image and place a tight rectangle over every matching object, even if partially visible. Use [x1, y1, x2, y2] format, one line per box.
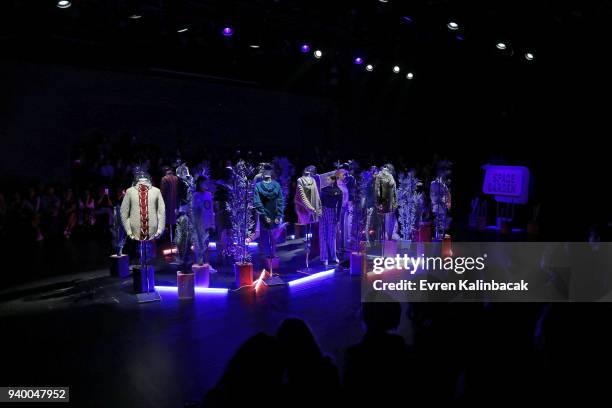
[1, 53, 609, 240]
[0, 62, 337, 180]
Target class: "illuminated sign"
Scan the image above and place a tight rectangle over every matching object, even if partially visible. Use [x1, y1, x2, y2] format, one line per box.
[482, 165, 529, 204]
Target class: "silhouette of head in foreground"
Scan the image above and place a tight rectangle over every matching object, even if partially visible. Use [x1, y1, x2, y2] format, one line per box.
[202, 332, 282, 407]
[276, 318, 340, 400]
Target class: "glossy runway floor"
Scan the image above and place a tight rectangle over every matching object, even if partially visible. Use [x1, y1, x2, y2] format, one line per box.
[0, 239, 408, 407]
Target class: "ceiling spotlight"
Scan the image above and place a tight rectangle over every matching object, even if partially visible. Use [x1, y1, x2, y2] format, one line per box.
[365, 64, 374, 72]
[129, 14, 142, 20]
[177, 27, 189, 33]
[250, 44, 261, 49]
[379, 0, 389, 3]
[406, 72, 414, 79]
[392, 65, 401, 73]
[314, 49, 323, 59]
[222, 27, 234, 37]
[300, 44, 311, 54]
[447, 21, 459, 31]
[57, 0, 71, 8]
[354, 57, 363, 65]
[525, 52, 534, 61]
[496, 42, 507, 50]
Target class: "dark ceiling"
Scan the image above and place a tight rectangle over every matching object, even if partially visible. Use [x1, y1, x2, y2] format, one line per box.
[1, 1, 605, 93]
[1, 0, 610, 150]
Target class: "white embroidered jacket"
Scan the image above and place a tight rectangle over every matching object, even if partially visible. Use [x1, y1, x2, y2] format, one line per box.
[120, 181, 166, 241]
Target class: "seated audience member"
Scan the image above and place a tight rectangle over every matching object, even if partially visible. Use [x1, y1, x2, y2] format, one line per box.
[276, 318, 340, 402]
[99, 159, 115, 181]
[40, 185, 61, 237]
[344, 292, 410, 404]
[0, 193, 6, 234]
[62, 188, 78, 239]
[202, 333, 283, 408]
[21, 186, 44, 241]
[95, 186, 114, 228]
[79, 190, 96, 228]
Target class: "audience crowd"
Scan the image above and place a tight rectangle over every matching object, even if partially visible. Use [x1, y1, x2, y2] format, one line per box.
[0, 131, 417, 253]
[201, 292, 612, 406]
[1, 135, 610, 406]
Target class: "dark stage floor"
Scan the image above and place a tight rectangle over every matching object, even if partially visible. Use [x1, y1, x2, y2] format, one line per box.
[0, 238, 415, 407]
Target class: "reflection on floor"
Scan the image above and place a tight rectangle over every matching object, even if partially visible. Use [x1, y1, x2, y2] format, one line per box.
[0, 237, 398, 408]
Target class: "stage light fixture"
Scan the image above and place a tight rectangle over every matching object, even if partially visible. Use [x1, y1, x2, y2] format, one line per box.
[525, 52, 534, 61]
[162, 248, 178, 256]
[222, 26, 234, 37]
[288, 269, 336, 287]
[496, 42, 507, 50]
[129, 14, 142, 20]
[406, 72, 414, 79]
[154, 286, 229, 295]
[365, 64, 374, 72]
[177, 27, 189, 33]
[194, 287, 229, 294]
[378, 0, 389, 3]
[300, 44, 311, 53]
[392, 65, 401, 73]
[254, 270, 266, 292]
[354, 57, 364, 65]
[57, 0, 71, 8]
[314, 50, 323, 59]
[249, 44, 261, 49]
[447, 21, 459, 31]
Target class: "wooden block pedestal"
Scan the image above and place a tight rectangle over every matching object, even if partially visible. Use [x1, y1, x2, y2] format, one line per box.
[418, 222, 432, 242]
[234, 262, 254, 288]
[192, 264, 211, 288]
[350, 252, 367, 276]
[177, 271, 195, 299]
[442, 234, 452, 257]
[110, 254, 130, 278]
[382, 240, 398, 257]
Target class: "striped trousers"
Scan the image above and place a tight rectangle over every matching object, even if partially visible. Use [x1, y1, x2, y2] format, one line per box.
[320, 207, 339, 262]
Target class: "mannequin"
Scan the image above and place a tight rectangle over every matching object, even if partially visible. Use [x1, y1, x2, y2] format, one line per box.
[252, 162, 273, 240]
[120, 171, 165, 296]
[254, 162, 272, 184]
[253, 170, 284, 259]
[337, 166, 357, 251]
[120, 172, 166, 242]
[295, 165, 322, 271]
[160, 166, 179, 240]
[111, 188, 126, 256]
[364, 166, 379, 244]
[319, 174, 343, 266]
[192, 176, 215, 265]
[375, 163, 397, 241]
[346, 162, 359, 249]
[336, 169, 349, 208]
[174, 162, 197, 266]
[431, 174, 451, 240]
[295, 165, 322, 225]
[175, 205, 194, 266]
